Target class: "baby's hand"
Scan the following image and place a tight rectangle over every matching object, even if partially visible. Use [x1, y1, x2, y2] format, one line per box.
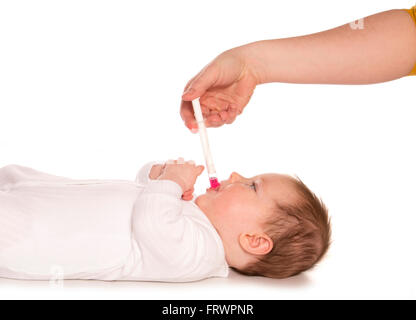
[149, 164, 165, 180]
[157, 158, 204, 197]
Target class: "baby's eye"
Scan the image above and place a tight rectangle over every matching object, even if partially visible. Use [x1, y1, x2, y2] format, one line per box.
[249, 182, 257, 192]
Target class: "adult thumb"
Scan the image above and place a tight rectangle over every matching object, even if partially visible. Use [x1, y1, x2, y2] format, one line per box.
[182, 65, 218, 101]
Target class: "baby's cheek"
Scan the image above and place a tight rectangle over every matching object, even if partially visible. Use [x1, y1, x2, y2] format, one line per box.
[215, 195, 237, 217]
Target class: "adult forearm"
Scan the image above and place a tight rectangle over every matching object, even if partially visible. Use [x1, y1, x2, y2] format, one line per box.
[240, 9, 416, 85]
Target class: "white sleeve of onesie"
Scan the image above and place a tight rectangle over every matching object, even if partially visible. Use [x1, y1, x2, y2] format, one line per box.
[130, 179, 228, 282]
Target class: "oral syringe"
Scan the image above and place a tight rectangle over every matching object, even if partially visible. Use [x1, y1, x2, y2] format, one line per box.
[192, 98, 221, 189]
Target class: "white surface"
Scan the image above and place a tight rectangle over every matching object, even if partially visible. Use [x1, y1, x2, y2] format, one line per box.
[0, 0, 416, 299]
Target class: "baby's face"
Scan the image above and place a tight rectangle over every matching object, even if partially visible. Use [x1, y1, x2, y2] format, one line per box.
[195, 172, 297, 235]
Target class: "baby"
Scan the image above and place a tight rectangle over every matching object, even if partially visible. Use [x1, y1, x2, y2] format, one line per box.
[0, 159, 330, 282]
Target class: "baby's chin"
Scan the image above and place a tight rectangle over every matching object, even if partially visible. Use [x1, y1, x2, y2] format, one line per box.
[194, 190, 212, 210]
[195, 187, 218, 206]
[194, 193, 217, 226]
[194, 193, 205, 208]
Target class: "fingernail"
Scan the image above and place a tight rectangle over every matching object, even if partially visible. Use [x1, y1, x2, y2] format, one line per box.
[191, 128, 198, 134]
[182, 88, 195, 98]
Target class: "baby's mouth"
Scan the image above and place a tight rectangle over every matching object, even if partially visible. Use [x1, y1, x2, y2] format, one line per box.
[206, 183, 223, 193]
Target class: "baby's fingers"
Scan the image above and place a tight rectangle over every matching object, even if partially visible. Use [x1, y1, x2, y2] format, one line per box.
[195, 165, 204, 176]
[149, 164, 164, 180]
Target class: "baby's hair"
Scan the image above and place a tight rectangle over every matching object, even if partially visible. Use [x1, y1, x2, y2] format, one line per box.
[234, 176, 331, 279]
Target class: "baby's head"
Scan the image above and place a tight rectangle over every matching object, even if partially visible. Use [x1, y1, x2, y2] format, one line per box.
[195, 172, 331, 279]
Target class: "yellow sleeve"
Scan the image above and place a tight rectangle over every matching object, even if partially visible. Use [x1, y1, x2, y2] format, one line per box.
[405, 6, 416, 75]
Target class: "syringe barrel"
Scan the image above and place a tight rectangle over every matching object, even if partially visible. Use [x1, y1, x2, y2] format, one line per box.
[192, 98, 217, 176]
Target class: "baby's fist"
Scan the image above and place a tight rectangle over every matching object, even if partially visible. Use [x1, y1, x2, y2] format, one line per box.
[158, 158, 204, 194]
[149, 164, 165, 180]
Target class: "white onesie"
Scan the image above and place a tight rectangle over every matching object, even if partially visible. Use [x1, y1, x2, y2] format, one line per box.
[0, 163, 228, 282]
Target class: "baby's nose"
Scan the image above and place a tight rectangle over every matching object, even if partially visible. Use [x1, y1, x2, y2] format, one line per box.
[228, 172, 237, 182]
[229, 172, 245, 183]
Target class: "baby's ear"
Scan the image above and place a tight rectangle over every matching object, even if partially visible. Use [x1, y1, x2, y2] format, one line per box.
[239, 233, 273, 256]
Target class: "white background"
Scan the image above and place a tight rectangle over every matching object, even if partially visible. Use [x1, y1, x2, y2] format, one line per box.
[1, 0, 415, 299]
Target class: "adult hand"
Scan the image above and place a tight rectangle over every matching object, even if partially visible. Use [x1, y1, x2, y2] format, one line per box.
[180, 48, 261, 131]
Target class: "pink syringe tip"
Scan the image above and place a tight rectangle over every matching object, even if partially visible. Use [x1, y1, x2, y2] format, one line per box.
[209, 177, 221, 190]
